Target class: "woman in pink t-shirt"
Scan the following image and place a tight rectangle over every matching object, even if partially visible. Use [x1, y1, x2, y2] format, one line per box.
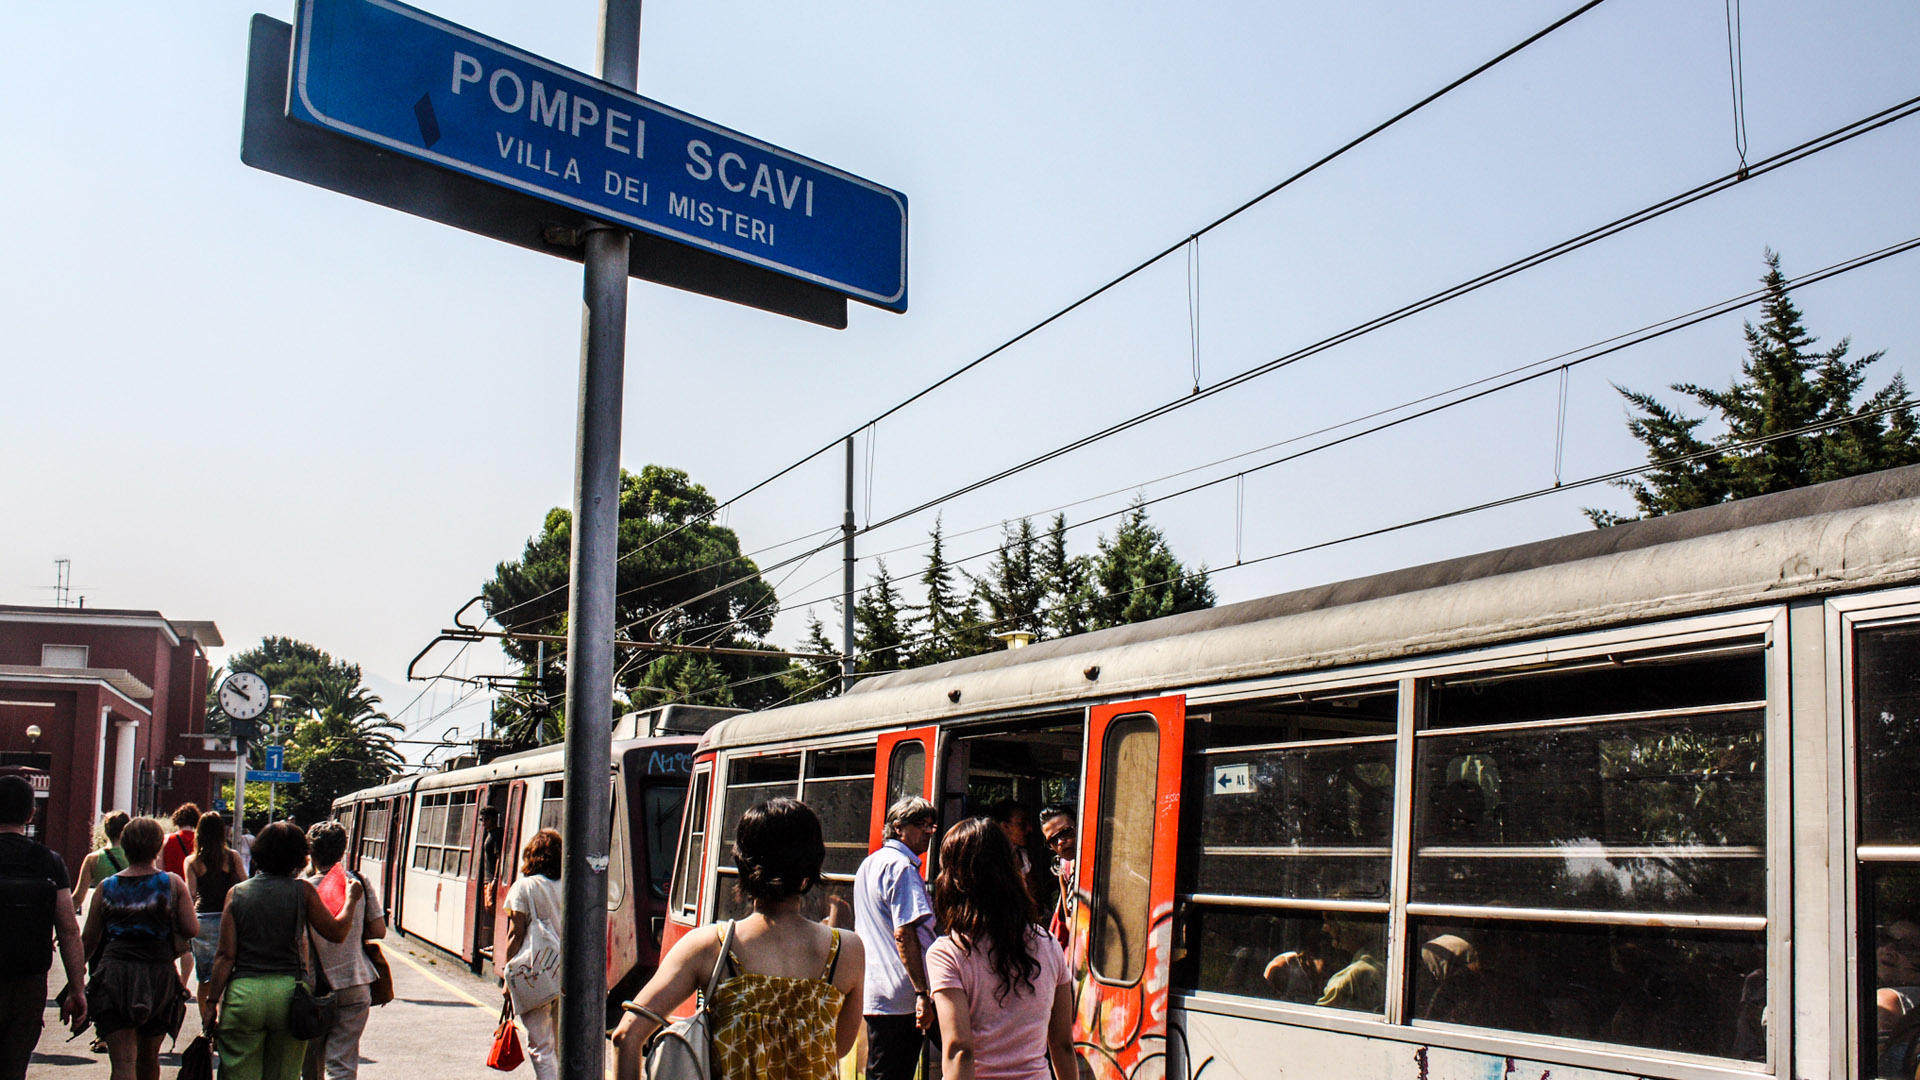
[926, 817, 1074, 1080]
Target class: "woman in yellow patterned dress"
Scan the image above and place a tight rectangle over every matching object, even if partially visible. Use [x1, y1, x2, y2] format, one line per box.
[613, 798, 865, 1080]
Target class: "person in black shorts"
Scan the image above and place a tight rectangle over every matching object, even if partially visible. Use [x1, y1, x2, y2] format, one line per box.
[0, 775, 86, 1080]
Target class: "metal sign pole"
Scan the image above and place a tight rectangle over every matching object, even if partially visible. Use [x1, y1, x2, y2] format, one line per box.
[233, 740, 248, 839]
[559, 4, 637, 1078]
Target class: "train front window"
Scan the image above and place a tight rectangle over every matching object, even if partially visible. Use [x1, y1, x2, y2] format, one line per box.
[1854, 620, 1920, 1078]
[644, 783, 685, 900]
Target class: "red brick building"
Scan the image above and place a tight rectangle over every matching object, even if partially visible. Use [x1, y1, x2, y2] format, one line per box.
[0, 605, 222, 871]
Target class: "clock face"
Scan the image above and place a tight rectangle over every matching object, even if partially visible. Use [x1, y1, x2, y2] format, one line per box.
[218, 672, 270, 721]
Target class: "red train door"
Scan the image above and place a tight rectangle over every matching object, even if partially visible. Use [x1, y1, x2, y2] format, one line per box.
[869, 726, 938, 863]
[1072, 695, 1185, 1080]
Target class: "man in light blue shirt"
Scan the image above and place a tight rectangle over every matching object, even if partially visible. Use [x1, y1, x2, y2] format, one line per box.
[853, 796, 938, 1080]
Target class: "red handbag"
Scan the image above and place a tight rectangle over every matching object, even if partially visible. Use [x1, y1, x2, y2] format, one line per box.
[487, 1003, 525, 1072]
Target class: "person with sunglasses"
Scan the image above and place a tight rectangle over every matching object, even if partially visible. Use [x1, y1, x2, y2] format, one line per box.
[1037, 807, 1076, 950]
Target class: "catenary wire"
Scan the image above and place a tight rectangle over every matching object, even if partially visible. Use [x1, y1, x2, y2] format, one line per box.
[480, 1, 1610, 632]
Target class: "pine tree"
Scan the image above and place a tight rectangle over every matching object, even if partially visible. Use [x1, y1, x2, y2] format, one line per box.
[971, 518, 1047, 640]
[1038, 513, 1093, 639]
[912, 518, 990, 665]
[777, 613, 842, 704]
[854, 560, 912, 673]
[1083, 499, 1217, 629]
[1589, 251, 1920, 526]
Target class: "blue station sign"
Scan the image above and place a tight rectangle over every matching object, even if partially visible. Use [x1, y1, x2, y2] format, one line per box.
[287, 0, 908, 311]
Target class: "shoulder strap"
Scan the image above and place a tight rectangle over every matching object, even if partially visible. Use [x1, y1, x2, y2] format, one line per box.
[704, 921, 735, 1001]
[824, 929, 841, 981]
[104, 848, 125, 872]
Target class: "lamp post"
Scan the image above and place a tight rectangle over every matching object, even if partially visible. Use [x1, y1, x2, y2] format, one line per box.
[267, 694, 291, 823]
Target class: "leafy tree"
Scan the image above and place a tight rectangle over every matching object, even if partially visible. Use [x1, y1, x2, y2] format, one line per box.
[970, 518, 1047, 640]
[283, 681, 403, 823]
[1588, 251, 1920, 526]
[220, 636, 399, 824]
[1080, 498, 1217, 629]
[226, 637, 360, 715]
[482, 465, 788, 732]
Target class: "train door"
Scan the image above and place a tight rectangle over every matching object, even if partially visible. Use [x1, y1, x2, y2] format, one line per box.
[387, 794, 410, 919]
[470, 782, 509, 968]
[1074, 695, 1185, 1080]
[657, 756, 715, 992]
[869, 727, 938, 857]
[490, 780, 528, 979]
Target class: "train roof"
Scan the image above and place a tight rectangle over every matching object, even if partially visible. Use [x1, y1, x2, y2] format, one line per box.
[333, 733, 700, 806]
[705, 463, 1920, 751]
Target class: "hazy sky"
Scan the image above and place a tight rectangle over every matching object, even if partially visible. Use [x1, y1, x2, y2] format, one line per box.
[5, 1, 1917, 757]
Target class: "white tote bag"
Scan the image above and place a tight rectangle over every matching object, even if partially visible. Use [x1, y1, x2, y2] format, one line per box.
[504, 904, 564, 1013]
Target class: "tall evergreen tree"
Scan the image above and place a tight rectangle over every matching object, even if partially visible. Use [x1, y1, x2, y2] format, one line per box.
[1038, 513, 1092, 639]
[854, 560, 912, 673]
[971, 518, 1047, 640]
[1082, 499, 1217, 629]
[912, 518, 989, 664]
[1589, 251, 1920, 526]
[777, 613, 842, 704]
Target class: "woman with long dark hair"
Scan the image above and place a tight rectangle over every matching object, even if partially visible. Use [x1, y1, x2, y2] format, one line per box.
[183, 812, 244, 993]
[926, 817, 1073, 1080]
[611, 798, 865, 1080]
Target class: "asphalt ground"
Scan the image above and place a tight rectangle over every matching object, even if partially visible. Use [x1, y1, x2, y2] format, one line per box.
[30, 935, 517, 1080]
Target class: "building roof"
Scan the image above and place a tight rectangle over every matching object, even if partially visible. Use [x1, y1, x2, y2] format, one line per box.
[0, 606, 222, 649]
[0, 665, 156, 713]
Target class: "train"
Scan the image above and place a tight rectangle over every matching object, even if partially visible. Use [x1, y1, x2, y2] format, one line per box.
[331, 705, 735, 1018]
[656, 464, 1920, 1080]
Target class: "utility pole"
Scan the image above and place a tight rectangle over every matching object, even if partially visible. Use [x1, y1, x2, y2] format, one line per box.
[842, 436, 856, 693]
[558, 2, 638, 1078]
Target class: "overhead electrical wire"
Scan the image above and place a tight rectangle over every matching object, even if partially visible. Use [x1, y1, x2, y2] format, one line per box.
[481, 0, 1610, 633]
[523, 92, 1920, 648]
[660, 231, 1920, 649]
[663, 395, 1920, 713]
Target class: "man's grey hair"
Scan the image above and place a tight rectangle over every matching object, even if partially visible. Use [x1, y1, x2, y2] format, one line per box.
[882, 796, 936, 841]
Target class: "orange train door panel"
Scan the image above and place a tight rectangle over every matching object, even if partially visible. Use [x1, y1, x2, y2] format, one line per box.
[1072, 695, 1185, 1080]
[869, 726, 938, 859]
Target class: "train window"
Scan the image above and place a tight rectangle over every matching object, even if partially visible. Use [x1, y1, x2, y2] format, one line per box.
[411, 791, 479, 877]
[803, 748, 875, 877]
[1853, 620, 1920, 1077]
[1176, 686, 1397, 1011]
[885, 741, 926, 809]
[714, 753, 803, 918]
[1408, 641, 1769, 1060]
[1091, 716, 1158, 985]
[1406, 915, 1764, 1058]
[358, 803, 390, 862]
[672, 770, 710, 918]
[1426, 640, 1765, 730]
[645, 784, 686, 901]
[539, 780, 565, 834]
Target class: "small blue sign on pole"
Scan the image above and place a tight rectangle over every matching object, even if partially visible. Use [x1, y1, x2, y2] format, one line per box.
[287, 0, 907, 310]
[263, 745, 285, 771]
[248, 769, 303, 784]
